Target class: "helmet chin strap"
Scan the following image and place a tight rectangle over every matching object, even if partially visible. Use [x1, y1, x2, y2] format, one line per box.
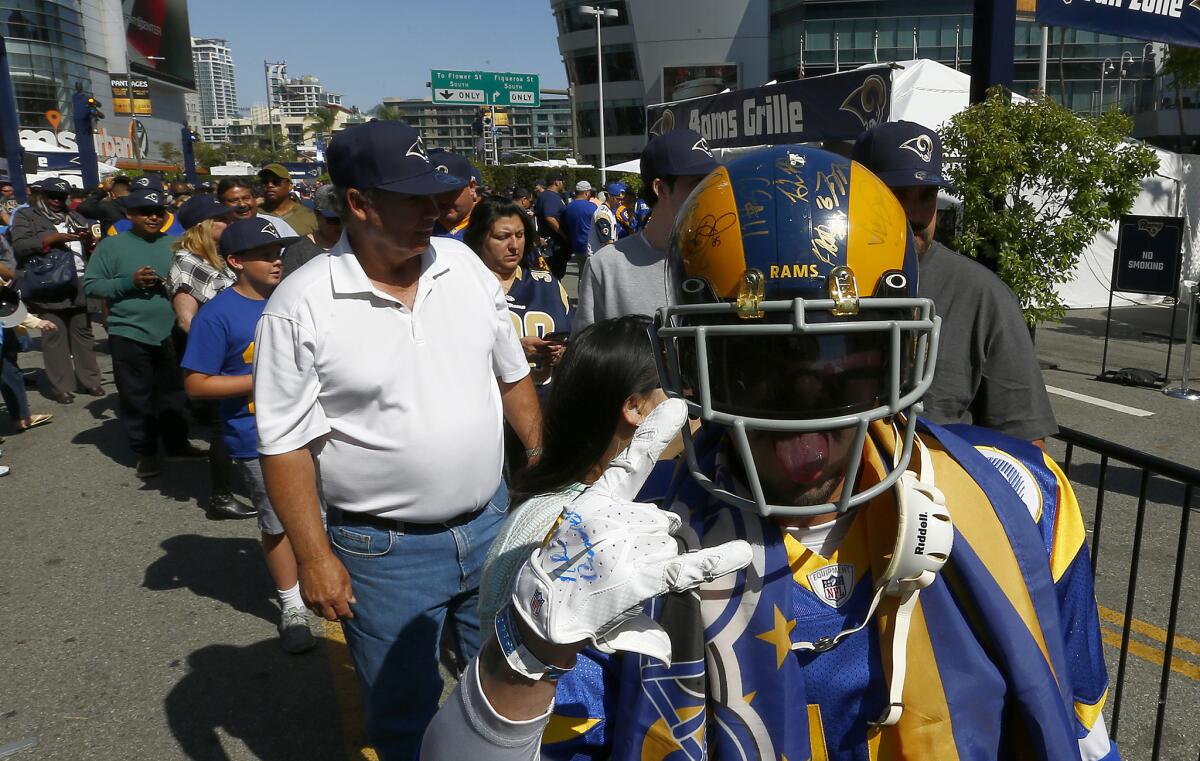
[789, 430, 954, 727]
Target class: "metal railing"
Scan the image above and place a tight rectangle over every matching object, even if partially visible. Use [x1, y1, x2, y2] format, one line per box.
[1057, 426, 1199, 760]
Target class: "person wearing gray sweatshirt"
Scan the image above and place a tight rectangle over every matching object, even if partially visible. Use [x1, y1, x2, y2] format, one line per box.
[573, 128, 718, 334]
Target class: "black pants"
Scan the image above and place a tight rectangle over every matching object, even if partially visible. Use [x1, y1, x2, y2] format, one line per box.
[544, 239, 570, 280]
[109, 334, 190, 456]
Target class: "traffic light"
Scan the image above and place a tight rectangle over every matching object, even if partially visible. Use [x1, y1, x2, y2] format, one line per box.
[70, 91, 101, 189]
[85, 96, 104, 122]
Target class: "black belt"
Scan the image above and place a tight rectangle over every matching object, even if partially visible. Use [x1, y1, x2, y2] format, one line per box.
[327, 506, 485, 534]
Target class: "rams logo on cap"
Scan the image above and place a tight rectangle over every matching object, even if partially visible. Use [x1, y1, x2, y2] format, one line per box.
[900, 134, 935, 163]
[406, 136, 429, 162]
[135, 177, 150, 187]
[145, 192, 160, 203]
[692, 137, 714, 157]
[434, 163, 449, 174]
[258, 220, 281, 238]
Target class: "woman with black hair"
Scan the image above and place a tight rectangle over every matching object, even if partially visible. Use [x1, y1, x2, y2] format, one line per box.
[464, 197, 573, 394]
[477, 315, 668, 627]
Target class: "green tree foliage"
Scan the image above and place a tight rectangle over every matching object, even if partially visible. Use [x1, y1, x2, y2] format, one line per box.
[477, 165, 640, 197]
[1163, 45, 1200, 90]
[1162, 45, 1200, 153]
[193, 141, 226, 170]
[370, 104, 401, 121]
[191, 137, 297, 174]
[941, 88, 1159, 326]
[306, 106, 338, 139]
[157, 140, 181, 167]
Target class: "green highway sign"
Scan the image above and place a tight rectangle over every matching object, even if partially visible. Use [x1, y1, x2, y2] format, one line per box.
[430, 70, 541, 107]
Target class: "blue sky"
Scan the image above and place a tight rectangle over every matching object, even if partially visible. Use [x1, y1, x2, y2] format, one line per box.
[188, 0, 569, 111]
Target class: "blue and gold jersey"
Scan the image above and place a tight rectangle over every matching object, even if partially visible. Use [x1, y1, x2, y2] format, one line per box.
[506, 266, 573, 387]
[536, 421, 1117, 761]
[945, 424, 1111, 750]
[614, 202, 637, 238]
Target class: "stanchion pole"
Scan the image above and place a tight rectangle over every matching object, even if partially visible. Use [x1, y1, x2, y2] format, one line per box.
[1164, 281, 1200, 401]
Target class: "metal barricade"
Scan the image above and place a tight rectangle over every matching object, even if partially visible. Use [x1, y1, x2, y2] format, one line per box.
[1057, 426, 1199, 760]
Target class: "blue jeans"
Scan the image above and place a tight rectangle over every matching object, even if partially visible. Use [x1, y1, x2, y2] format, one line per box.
[329, 481, 510, 761]
[0, 327, 29, 422]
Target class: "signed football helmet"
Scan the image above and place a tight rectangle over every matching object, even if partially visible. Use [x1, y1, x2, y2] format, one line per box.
[653, 144, 941, 517]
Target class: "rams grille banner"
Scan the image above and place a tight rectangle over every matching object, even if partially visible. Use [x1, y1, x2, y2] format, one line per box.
[1036, 0, 1200, 48]
[646, 67, 892, 149]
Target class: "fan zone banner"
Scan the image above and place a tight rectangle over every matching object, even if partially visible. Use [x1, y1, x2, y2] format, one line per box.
[1037, 0, 1200, 48]
[646, 67, 892, 149]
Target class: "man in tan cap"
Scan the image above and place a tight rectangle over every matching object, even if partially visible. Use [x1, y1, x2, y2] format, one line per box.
[258, 164, 317, 237]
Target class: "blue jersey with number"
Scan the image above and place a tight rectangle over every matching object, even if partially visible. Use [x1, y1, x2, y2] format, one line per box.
[180, 288, 266, 459]
[506, 266, 572, 388]
[532, 421, 1116, 761]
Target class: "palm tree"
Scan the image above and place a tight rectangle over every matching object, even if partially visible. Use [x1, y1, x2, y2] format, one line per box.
[370, 103, 401, 121]
[305, 106, 338, 140]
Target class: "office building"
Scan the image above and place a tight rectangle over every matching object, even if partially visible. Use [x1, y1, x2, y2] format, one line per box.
[550, 0, 769, 164]
[278, 74, 341, 117]
[380, 97, 575, 163]
[191, 37, 239, 144]
[4, 0, 195, 171]
[768, 0, 1157, 116]
[265, 61, 344, 119]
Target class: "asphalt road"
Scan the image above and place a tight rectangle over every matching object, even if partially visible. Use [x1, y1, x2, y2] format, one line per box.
[0, 295, 1198, 760]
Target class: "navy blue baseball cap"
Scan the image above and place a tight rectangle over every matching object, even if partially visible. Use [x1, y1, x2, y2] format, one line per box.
[327, 121, 465, 196]
[219, 217, 300, 258]
[121, 187, 168, 210]
[640, 128, 719, 183]
[851, 121, 955, 190]
[131, 174, 164, 192]
[428, 149, 482, 187]
[32, 177, 71, 195]
[177, 195, 233, 229]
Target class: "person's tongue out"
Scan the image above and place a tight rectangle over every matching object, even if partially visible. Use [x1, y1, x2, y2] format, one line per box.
[773, 432, 830, 484]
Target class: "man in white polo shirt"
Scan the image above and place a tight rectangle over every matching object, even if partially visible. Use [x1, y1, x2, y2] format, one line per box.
[252, 121, 542, 761]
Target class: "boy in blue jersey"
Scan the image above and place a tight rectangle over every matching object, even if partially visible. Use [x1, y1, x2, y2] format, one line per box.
[422, 146, 1116, 761]
[181, 217, 318, 654]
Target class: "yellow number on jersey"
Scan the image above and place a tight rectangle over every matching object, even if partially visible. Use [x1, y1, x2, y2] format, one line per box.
[242, 342, 255, 414]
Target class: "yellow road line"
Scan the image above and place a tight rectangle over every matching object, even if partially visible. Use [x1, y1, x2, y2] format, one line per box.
[1098, 605, 1200, 659]
[322, 620, 379, 761]
[1100, 627, 1200, 681]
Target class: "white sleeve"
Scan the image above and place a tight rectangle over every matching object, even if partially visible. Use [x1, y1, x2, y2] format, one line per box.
[253, 312, 331, 455]
[420, 657, 550, 760]
[491, 276, 531, 383]
[1079, 714, 1117, 761]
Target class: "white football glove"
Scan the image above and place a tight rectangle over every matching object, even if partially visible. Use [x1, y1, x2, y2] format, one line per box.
[511, 398, 753, 666]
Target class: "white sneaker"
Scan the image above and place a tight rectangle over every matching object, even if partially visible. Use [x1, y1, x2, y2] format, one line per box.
[279, 606, 317, 654]
[0, 465, 9, 477]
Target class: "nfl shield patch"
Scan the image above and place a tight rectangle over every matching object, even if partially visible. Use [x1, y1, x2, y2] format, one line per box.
[807, 563, 856, 609]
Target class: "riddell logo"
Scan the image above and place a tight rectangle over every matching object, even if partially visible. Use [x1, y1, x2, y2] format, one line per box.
[914, 512, 929, 555]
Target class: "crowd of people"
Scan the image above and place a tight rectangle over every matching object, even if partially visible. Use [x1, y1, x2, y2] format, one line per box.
[0, 112, 1114, 761]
